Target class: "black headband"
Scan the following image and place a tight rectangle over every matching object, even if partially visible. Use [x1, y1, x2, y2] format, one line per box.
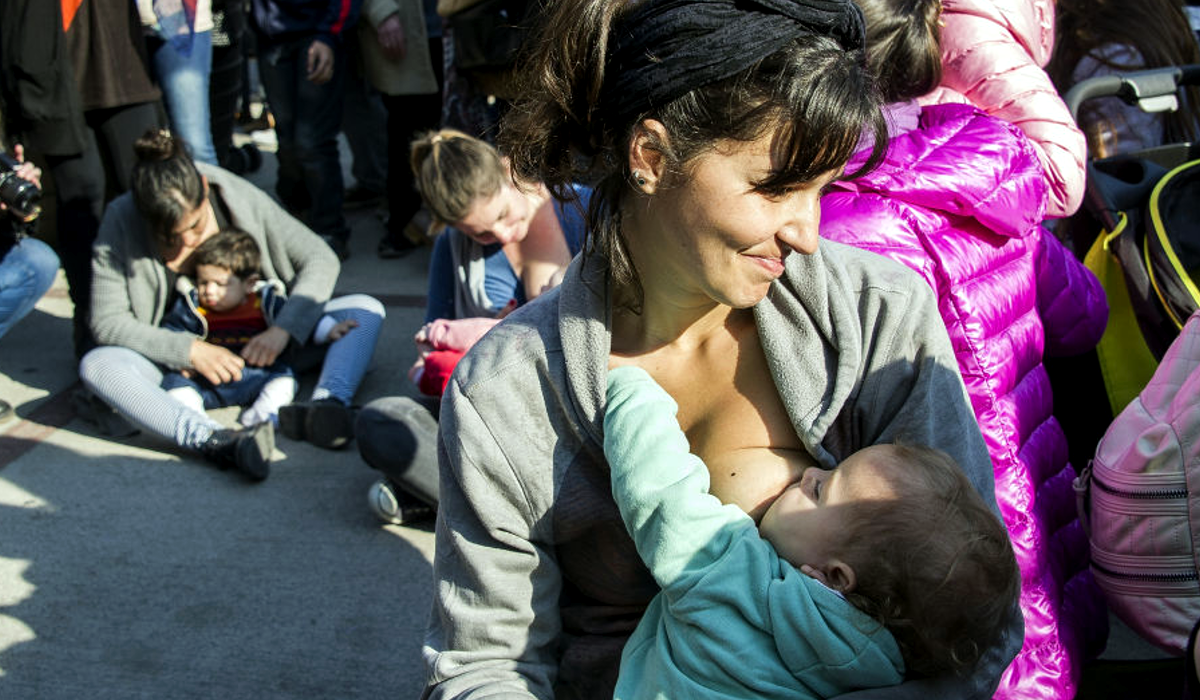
[601, 0, 865, 124]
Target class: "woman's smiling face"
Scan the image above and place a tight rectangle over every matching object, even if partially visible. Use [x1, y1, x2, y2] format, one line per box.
[633, 132, 842, 309]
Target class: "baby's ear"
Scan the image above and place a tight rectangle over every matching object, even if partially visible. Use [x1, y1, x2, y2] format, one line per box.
[244, 272, 261, 286]
[824, 559, 857, 594]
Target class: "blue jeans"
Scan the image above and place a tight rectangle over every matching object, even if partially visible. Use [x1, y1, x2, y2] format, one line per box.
[162, 362, 294, 408]
[150, 31, 218, 165]
[0, 237, 60, 340]
[256, 36, 350, 241]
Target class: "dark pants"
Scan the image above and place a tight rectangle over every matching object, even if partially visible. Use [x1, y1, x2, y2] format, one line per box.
[381, 37, 444, 244]
[256, 35, 349, 242]
[45, 101, 161, 358]
[354, 395, 440, 506]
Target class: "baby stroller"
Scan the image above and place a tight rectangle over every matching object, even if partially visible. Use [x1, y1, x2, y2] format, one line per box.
[1060, 64, 1200, 414]
[1057, 65, 1200, 700]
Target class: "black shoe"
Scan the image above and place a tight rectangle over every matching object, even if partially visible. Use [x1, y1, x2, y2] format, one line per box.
[376, 235, 420, 259]
[0, 399, 13, 423]
[200, 421, 274, 481]
[343, 186, 385, 210]
[278, 398, 355, 450]
[320, 234, 350, 261]
[70, 388, 140, 437]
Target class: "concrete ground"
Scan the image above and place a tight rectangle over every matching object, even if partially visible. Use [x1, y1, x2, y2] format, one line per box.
[0, 140, 1174, 699]
[0, 147, 437, 699]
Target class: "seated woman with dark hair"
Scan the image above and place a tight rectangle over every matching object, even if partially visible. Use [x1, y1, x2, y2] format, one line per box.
[79, 130, 385, 480]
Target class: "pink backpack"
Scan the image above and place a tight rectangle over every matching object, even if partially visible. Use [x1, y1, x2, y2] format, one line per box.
[1075, 309, 1200, 654]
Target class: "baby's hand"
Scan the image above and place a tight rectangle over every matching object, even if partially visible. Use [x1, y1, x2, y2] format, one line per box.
[326, 319, 358, 341]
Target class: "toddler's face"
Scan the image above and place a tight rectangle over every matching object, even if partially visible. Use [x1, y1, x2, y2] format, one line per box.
[759, 446, 899, 572]
[195, 264, 253, 313]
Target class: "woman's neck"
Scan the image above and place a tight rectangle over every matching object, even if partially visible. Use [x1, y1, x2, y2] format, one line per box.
[611, 209, 739, 354]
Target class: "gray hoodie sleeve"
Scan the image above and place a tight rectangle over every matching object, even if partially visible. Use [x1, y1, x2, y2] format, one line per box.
[827, 255, 1022, 700]
[89, 195, 196, 369]
[422, 372, 561, 700]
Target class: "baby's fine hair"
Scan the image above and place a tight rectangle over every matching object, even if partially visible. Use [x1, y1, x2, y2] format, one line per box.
[192, 228, 261, 281]
[839, 443, 1019, 678]
[409, 128, 508, 228]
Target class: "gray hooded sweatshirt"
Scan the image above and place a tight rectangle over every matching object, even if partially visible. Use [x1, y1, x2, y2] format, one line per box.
[423, 240, 1022, 700]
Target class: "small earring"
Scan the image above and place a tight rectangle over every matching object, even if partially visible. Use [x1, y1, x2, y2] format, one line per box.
[633, 171, 647, 188]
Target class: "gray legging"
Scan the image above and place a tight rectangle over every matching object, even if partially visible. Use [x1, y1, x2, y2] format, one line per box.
[354, 395, 439, 506]
[80, 294, 385, 450]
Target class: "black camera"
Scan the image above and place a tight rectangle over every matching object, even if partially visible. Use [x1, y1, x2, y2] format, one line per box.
[0, 152, 42, 222]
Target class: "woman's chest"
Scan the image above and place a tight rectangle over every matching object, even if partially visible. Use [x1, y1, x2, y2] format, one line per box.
[642, 334, 814, 520]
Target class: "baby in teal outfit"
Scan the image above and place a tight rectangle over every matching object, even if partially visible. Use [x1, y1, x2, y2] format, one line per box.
[604, 366, 1019, 699]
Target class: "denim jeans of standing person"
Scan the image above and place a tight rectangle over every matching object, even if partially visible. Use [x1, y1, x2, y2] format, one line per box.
[149, 31, 219, 165]
[256, 36, 351, 246]
[0, 237, 60, 340]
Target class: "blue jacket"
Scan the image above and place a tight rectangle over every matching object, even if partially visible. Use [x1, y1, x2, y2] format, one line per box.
[604, 366, 905, 700]
[250, 0, 362, 46]
[161, 278, 288, 342]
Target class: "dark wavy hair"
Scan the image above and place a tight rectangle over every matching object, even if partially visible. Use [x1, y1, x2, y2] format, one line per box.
[192, 228, 261, 280]
[500, 0, 887, 310]
[130, 129, 206, 246]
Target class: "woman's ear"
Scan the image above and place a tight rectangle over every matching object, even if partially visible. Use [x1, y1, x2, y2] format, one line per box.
[628, 119, 670, 193]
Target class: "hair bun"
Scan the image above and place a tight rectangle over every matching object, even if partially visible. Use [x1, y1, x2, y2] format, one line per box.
[133, 128, 183, 163]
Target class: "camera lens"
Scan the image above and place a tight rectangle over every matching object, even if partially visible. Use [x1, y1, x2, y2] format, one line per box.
[0, 153, 42, 222]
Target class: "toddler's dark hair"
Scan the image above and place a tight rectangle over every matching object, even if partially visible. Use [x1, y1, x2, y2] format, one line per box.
[192, 228, 261, 281]
[840, 444, 1019, 677]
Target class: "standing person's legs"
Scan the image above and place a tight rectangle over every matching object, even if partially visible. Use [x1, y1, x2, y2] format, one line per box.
[341, 60, 388, 204]
[87, 101, 163, 193]
[44, 134, 105, 359]
[290, 42, 351, 250]
[0, 237, 60, 340]
[378, 39, 444, 256]
[151, 31, 219, 165]
[256, 39, 310, 215]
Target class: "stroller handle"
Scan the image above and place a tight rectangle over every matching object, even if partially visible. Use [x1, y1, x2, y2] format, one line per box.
[1065, 64, 1200, 121]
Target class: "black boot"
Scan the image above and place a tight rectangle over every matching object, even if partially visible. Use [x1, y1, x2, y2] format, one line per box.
[200, 422, 274, 481]
[278, 398, 355, 450]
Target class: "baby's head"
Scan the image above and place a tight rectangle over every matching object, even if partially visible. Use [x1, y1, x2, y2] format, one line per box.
[760, 443, 1018, 677]
[191, 228, 261, 313]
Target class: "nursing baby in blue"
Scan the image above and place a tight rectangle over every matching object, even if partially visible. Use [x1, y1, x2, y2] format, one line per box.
[603, 366, 1019, 699]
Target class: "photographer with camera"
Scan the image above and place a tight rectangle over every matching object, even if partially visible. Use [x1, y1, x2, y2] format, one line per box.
[0, 143, 62, 422]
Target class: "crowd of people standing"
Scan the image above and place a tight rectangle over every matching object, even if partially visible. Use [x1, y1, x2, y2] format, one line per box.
[1, 0, 1200, 698]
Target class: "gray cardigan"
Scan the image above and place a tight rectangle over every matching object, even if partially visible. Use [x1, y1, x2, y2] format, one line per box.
[424, 242, 1022, 699]
[89, 163, 339, 370]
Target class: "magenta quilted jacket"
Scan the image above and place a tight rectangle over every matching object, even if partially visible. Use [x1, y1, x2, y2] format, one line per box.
[822, 103, 1109, 700]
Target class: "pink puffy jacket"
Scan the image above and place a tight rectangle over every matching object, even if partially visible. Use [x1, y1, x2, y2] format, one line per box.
[822, 103, 1110, 700]
[921, 0, 1087, 218]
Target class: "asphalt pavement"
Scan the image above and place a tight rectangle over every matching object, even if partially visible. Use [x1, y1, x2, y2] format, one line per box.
[0, 149, 437, 699]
